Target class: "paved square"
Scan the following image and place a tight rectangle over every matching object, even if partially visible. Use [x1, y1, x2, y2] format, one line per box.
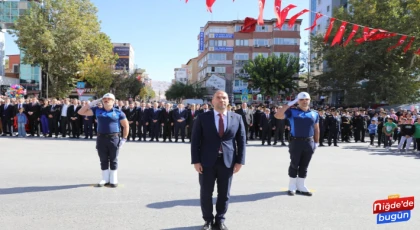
[1, 137, 419, 230]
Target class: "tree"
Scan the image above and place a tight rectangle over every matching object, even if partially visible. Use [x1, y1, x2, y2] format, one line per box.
[78, 54, 116, 96]
[311, 0, 420, 105]
[10, 0, 115, 98]
[165, 82, 206, 101]
[242, 54, 301, 100]
[110, 74, 143, 100]
[139, 85, 155, 102]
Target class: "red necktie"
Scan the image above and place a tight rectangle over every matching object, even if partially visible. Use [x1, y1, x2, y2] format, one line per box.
[218, 114, 224, 153]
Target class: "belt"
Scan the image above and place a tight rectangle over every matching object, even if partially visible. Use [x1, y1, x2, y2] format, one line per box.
[98, 133, 119, 137]
[289, 136, 313, 141]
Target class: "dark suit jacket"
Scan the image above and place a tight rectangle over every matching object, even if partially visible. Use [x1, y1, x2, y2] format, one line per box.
[67, 105, 81, 119]
[136, 107, 148, 123]
[15, 103, 27, 115]
[235, 108, 253, 126]
[0, 104, 15, 119]
[26, 103, 41, 119]
[161, 109, 173, 124]
[125, 108, 138, 122]
[191, 110, 246, 168]
[149, 108, 162, 123]
[260, 113, 275, 129]
[172, 108, 188, 122]
[47, 104, 61, 119]
[187, 110, 198, 125]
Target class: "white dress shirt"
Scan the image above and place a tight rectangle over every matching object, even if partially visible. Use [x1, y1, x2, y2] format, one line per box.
[61, 104, 69, 117]
[214, 110, 227, 133]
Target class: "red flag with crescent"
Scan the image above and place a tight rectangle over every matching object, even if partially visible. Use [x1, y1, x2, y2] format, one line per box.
[387, 35, 407, 52]
[354, 27, 372, 44]
[403, 37, 415, 53]
[257, 0, 266, 25]
[274, 0, 281, 26]
[288, 9, 309, 28]
[276, 4, 296, 28]
[240, 17, 258, 33]
[331, 21, 347, 46]
[343, 24, 358, 46]
[366, 30, 397, 42]
[206, 0, 216, 13]
[324, 18, 335, 43]
[305, 12, 322, 31]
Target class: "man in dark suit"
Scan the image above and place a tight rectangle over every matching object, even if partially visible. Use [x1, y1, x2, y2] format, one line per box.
[260, 108, 276, 145]
[27, 97, 41, 137]
[149, 102, 162, 142]
[161, 103, 173, 142]
[136, 102, 148, 141]
[187, 103, 198, 142]
[125, 102, 138, 141]
[172, 104, 188, 142]
[0, 98, 15, 136]
[47, 99, 61, 138]
[67, 99, 81, 138]
[191, 90, 246, 230]
[235, 102, 253, 144]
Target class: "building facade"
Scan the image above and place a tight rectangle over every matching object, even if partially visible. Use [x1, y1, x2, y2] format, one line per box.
[173, 68, 188, 84]
[311, 0, 349, 105]
[112, 43, 135, 74]
[196, 18, 302, 103]
[185, 58, 199, 84]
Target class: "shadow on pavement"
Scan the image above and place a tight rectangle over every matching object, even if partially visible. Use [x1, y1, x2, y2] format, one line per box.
[161, 226, 202, 230]
[341, 145, 420, 159]
[147, 191, 288, 209]
[0, 184, 92, 195]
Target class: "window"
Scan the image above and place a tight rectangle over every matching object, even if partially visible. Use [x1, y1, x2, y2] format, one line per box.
[281, 24, 298, 31]
[318, 0, 321, 5]
[210, 40, 227, 47]
[235, 39, 249, 46]
[327, 5, 330, 12]
[273, 38, 298, 45]
[234, 80, 248, 87]
[253, 39, 269, 46]
[317, 25, 321, 30]
[274, 52, 299, 58]
[252, 53, 269, 59]
[207, 66, 226, 73]
[256, 25, 268, 32]
[234, 53, 249, 60]
[235, 25, 243, 32]
[208, 53, 227, 60]
[13, 64, 19, 73]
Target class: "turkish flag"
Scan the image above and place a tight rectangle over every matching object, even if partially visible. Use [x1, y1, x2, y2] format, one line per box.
[305, 13, 322, 31]
[387, 35, 407, 52]
[206, 0, 216, 13]
[343, 24, 358, 46]
[324, 18, 336, 43]
[257, 0, 266, 25]
[275, 4, 297, 28]
[403, 37, 415, 53]
[288, 9, 309, 28]
[354, 27, 371, 44]
[240, 17, 258, 33]
[366, 30, 397, 41]
[331, 21, 347, 46]
[274, 0, 282, 26]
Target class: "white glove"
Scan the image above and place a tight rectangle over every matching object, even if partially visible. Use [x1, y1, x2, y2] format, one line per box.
[119, 138, 127, 148]
[287, 98, 299, 107]
[88, 98, 102, 108]
[314, 142, 319, 151]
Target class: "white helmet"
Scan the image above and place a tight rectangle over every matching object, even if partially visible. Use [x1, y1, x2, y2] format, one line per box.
[297, 92, 311, 100]
[102, 93, 115, 100]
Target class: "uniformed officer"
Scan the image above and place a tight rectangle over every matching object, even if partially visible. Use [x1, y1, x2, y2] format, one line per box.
[275, 92, 319, 196]
[78, 93, 129, 187]
[327, 108, 340, 147]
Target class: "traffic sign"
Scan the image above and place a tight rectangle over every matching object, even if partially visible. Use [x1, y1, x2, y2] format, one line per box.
[242, 88, 248, 95]
[241, 95, 248, 102]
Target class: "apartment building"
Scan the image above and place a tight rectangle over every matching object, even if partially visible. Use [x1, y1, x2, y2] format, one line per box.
[196, 18, 302, 103]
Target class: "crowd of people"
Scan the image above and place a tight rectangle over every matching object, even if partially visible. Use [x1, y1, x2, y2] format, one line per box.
[0, 96, 418, 153]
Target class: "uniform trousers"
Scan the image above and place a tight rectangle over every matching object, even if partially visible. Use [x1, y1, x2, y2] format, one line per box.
[288, 138, 314, 178]
[96, 135, 120, 170]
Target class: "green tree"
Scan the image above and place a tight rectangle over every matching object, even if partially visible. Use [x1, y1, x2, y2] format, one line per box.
[242, 54, 301, 100]
[10, 0, 114, 98]
[165, 82, 206, 101]
[111, 74, 143, 100]
[78, 54, 116, 96]
[139, 85, 156, 102]
[311, 0, 420, 105]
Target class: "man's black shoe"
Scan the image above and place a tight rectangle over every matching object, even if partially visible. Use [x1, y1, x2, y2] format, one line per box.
[296, 190, 313, 196]
[287, 190, 295, 196]
[201, 221, 213, 230]
[215, 222, 229, 230]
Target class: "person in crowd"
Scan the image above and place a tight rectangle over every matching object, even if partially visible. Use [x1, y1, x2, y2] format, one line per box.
[368, 119, 377, 147]
[17, 107, 27, 137]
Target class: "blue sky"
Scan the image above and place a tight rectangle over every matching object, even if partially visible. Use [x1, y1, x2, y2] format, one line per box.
[4, 0, 310, 82]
